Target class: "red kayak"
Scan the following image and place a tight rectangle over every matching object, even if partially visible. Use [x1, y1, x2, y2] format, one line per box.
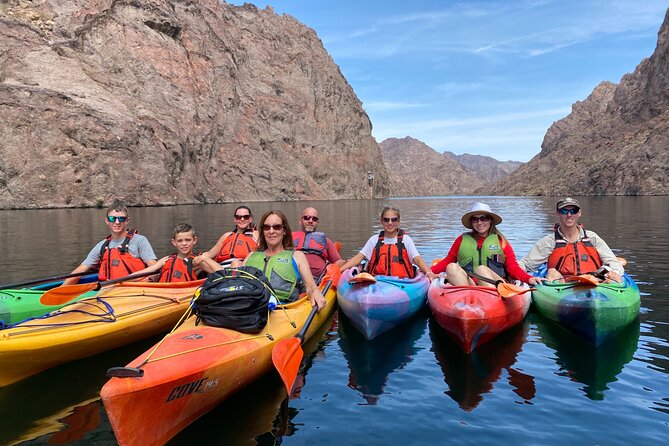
[427, 278, 531, 353]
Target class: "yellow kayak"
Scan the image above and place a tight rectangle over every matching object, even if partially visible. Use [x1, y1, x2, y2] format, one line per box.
[0, 280, 203, 387]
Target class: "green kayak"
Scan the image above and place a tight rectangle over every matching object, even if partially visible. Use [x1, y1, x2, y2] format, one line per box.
[0, 275, 98, 326]
[532, 273, 640, 346]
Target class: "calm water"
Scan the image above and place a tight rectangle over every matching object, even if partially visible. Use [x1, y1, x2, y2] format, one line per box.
[0, 196, 667, 445]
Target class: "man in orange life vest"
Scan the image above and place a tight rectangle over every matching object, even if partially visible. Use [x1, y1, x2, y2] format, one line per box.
[519, 198, 623, 283]
[292, 207, 345, 280]
[133, 223, 204, 282]
[63, 200, 157, 284]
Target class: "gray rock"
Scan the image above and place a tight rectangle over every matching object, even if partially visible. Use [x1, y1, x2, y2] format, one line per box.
[0, 0, 390, 209]
[379, 136, 521, 196]
[492, 9, 669, 196]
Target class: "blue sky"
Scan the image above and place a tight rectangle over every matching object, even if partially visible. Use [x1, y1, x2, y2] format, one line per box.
[227, 1, 667, 162]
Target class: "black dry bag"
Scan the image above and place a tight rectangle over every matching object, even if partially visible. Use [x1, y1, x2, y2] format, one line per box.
[193, 265, 273, 333]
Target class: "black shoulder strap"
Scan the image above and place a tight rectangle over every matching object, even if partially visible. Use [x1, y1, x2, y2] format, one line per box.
[119, 229, 137, 254]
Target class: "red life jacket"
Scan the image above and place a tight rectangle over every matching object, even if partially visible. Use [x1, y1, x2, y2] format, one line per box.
[367, 229, 415, 278]
[159, 254, 198, 282]
[547, 224, 602, 276]
[293, 231, 328, 260]
[215, 226, 258, 262]
[98, 229, 148, 281]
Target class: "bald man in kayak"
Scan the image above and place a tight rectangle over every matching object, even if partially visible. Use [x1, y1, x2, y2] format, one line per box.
[292, 207, 345, 281]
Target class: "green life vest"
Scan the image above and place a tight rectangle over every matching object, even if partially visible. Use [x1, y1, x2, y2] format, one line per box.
[456, 233, 507, 278]
[246, 250, 303, 303]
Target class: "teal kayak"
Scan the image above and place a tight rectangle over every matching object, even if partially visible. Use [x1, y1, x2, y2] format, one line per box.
[0, 274, 98, 326]
[531, 273, 640, 346]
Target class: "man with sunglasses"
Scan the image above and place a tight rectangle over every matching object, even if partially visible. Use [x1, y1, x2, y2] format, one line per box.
[519, 197, 624, 283]
[63, 200, 157, 284]
[292, 207, 345, 280]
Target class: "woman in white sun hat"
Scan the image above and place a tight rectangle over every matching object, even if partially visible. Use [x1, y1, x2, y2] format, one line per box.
[431, 202, 541, 287]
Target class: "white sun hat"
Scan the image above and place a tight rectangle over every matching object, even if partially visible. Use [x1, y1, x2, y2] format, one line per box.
[461, 202, 503, 229]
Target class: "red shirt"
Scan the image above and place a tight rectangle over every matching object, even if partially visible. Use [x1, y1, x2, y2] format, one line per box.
[430, 234, 533, 283]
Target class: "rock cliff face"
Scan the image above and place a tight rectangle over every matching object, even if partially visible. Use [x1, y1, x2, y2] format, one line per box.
[493, 9, 669, 196]
[379, 137, 520, 196]
[449, 152, 522, 185]
[0, 0, 390, 209]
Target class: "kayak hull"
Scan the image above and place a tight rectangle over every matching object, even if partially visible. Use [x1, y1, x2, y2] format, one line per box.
[428, 279, 531, 353]
[0, 274, 99, 325]
[531, 274, 640, 346]
[336, 268, 429, 340]
[100, 265, 340, 446]
[0, 280, 203, 387]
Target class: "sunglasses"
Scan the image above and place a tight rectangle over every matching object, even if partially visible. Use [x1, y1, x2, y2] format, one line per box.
[262, 223, 284, 231]
[382, 217, 399, 223]
[234, 214, 251, 220]
[106, 216, 128, 223]
[559, 208, 579, 215]
[471, 215, 491, 223]
[302, 215, 319, 222]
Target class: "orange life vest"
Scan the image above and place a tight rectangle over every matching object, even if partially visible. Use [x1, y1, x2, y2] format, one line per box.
[215, 226, 258, 262]
[98, 229, 148, 281]
[547, 224, 602, 276]
[367, 229, 415, 278]
[159, 254, 198, 282]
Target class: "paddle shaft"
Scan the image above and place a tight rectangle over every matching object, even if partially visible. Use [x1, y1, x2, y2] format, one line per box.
[467, 271, 503, 287]
[296, 281, 332, 343]
[93, 270, 159, 290]
[0, 271, 92, 291]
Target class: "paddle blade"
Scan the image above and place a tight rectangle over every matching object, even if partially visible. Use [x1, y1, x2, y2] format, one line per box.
[348, 272, 376, 284]
[272, 337, 303, 395]
[40, 283, 98, 306]
[497, 283, 534, 298]
[566, 274, 600, 286]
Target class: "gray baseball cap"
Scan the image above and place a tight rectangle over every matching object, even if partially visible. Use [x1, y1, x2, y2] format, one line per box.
[556, 197, 581, 211]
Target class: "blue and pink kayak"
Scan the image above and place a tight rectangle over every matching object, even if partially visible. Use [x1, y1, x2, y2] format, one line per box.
[337, 268, 430, 340]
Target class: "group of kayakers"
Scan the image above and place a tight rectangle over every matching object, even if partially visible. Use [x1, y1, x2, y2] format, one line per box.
[60, 196, 624, 315]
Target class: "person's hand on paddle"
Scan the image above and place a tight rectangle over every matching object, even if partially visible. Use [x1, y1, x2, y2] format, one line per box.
[527, 276, 546, 285]
[603, 270, 622, 283]
[310, 289, 326, 311]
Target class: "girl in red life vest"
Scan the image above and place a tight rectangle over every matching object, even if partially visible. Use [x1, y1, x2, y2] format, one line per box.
[339, 206, 434, 279]
[203, 205, 259, 263]
[135, 223, 204, 282]
[431, 202, 541, 287]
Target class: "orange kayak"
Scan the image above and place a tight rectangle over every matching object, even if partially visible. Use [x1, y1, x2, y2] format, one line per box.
[101, 265, 340, 446]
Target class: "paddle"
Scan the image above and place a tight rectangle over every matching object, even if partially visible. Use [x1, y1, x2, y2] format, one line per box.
[272, 281, 333, 395]
[466, 272, 534, 298]
[348, 271, 376, 284]
[0, 271, 92, 291]
[39, 270, 157, 306]
[565, 274, 600, 286]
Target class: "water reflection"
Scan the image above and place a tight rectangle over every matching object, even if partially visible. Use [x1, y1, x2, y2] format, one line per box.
[338, 310, 427, 405]
[0, 335, 162, 445]
[533, 313, 640, 400]
[168, 311, 338, 446]
[430, 318, 535, 411]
